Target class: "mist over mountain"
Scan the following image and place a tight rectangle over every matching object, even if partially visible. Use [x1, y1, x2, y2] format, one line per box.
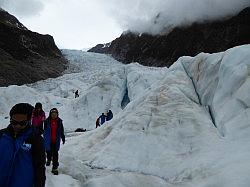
[89, 7, 250, 67]
[101, 0, 250, 34]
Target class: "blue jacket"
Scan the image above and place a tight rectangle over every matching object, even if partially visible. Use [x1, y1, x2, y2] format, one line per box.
[100, 114, 106, 125]
[106, 111, 113, 121]
[43, 118, 65, 151]
[0, 126, 34, 187]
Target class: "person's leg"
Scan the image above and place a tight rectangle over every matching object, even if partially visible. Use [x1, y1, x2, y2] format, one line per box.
[51, 144, 59, 169]
[46, 149, 52, 166]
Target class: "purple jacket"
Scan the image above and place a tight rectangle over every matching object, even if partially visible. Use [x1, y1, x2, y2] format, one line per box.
[32, 110, 46, 127]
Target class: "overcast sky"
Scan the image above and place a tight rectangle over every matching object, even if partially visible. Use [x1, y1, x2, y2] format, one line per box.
[0, 0, 123, 49]
[0, 0, 250, 49]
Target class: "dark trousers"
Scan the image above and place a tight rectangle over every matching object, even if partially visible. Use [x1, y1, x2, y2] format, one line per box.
[46, 143, 59, 169]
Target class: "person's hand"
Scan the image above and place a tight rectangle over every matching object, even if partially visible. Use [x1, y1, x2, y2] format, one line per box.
[62, 139, 65, 144]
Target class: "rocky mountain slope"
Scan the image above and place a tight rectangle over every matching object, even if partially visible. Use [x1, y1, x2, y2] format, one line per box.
[89, 7, 250, 67]
[0, 9, 67, 86]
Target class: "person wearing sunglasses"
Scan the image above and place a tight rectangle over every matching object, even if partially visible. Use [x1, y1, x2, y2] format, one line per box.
[43, 108, 65, 175]
[0, 103, 46, 187]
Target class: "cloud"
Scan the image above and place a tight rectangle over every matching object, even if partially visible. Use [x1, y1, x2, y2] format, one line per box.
[1, 0, 249, 48]
[17, 0, 122, 49]
[0, 0, 44, 18]
[97, 0, 250, 34]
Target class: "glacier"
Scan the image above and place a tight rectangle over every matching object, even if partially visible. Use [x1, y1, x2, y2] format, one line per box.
[0, 45, 250, 186]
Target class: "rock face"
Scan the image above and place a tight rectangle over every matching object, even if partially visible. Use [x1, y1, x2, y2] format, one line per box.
[0, 9, 67, 86]
[89, 7, 250, 67]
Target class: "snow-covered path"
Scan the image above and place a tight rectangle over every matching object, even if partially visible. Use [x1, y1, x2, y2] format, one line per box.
[46, 170, 80, 187]
[0, 45, 250, 186]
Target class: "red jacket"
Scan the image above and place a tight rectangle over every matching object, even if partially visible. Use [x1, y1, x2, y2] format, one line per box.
[51, 119, 58, 144]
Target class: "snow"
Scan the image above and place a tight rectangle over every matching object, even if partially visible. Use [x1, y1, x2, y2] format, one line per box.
[0, 45, 250, 186]
[46, 170, 80, 187]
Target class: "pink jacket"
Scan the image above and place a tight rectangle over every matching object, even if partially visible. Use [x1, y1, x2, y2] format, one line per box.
[32, 110, 46, 127]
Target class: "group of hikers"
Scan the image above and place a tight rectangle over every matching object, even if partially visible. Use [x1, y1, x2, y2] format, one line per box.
[0, 102, 65, 187]
[0, 102, 115, 186]
[96, 110, 113, 128]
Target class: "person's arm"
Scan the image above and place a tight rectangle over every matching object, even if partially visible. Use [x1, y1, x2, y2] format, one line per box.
[43, 120, 48, 130]
[61, 121, 65, 144]
[40, 112, 46, 133]
[38, 124, 44, 134]
[32, 135, 46, 187]
[42, 112, 46, 121]
[31, 110, 35, 124]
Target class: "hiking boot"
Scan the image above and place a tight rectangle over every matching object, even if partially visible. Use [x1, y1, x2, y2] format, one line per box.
[46, 160, 51, 166]
[51, 168, 58, 175]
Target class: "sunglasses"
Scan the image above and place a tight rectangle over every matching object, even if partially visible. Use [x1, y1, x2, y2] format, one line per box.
[10, 119, 29, 127]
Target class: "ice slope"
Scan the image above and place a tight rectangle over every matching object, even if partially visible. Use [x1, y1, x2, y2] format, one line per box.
[0, 50, 167, 131]
[0, 45, 249, 186]
[182, 46, 250, 138]
[60, 57, 220, 186]
[0, 51, 123, 130]
[60, 45, 250, 186]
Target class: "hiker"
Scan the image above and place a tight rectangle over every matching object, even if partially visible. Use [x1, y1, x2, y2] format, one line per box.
[32, 102, 46, 134]
[96, 117, 100, 128]
[75, 90, 79, 98]
[43, 108, 65, 175]
[106, 110, 113, 121]
[0, 103, 46, 187]
[99, 113, 106, 125]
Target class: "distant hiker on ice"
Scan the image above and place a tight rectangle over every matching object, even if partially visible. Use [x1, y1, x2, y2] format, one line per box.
[43, 108, 65, 175]
[96, 117, 100, 128]
[106, 110, 113, 121]
[96, 113, 106, 128]
[32, 102, 46, 134]
[74, 90, 79, 98]
[0, 103, 46, 187]
[99, 113, 107, 125]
